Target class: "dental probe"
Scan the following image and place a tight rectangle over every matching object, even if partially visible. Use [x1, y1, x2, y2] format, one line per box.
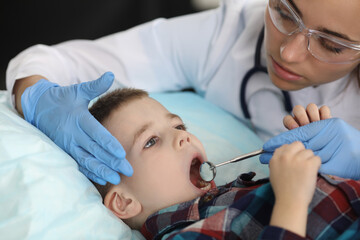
[199, 149, 265, 182]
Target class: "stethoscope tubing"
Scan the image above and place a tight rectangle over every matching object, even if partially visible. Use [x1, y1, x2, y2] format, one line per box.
[240, 26, 293, 120]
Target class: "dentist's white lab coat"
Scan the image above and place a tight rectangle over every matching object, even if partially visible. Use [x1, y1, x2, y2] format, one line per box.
[6, 0, 360, 141]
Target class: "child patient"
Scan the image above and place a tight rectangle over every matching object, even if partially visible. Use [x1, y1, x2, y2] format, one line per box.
[89, 88, 360, 240]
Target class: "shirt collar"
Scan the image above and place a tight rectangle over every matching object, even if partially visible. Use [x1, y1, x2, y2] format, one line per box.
[141, 197, 201, 240]
[140, 172, 262, 239]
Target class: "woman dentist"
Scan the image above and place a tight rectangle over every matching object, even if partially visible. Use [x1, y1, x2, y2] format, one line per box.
[7, 0, 360, 185]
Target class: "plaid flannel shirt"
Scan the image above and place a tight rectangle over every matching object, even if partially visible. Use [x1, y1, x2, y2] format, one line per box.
[141, 172, 360, 240]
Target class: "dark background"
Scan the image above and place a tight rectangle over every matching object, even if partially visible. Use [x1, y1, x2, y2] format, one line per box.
[0, 0, 207, 90]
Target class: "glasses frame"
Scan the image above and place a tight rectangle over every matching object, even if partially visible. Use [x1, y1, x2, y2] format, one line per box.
[269, 0, 360, 64]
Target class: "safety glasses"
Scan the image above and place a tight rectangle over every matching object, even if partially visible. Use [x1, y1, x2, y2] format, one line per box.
[268, 0, 360, 64]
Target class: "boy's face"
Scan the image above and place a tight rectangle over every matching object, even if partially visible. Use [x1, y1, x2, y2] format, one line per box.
[103, 96, 215, 212]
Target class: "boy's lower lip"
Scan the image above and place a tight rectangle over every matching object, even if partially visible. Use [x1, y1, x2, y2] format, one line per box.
[271, 58, 302, 81]
[210, 180, 216, 189]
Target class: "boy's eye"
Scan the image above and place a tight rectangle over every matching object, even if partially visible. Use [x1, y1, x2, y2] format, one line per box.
[144, 137, 158, 149]
[175, 124, 187, 131]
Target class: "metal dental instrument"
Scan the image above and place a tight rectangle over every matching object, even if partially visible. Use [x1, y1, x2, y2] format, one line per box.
[199, 149, 265, 182]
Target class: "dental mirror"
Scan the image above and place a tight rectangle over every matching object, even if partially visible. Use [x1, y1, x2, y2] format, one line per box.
[199, 149, 265, 182]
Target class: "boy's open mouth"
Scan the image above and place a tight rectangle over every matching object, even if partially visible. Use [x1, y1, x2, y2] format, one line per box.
[190, 157, 212, 191]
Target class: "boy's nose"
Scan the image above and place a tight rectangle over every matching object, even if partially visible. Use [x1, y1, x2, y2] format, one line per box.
[280, 33, 309, 63]
[174, 131, 191, 149]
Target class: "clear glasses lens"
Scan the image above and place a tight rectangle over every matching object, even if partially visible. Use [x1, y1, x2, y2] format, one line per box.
[309, 34, 360, 63]
[268, 0, 360, 63]
[268, 0, 298, 35]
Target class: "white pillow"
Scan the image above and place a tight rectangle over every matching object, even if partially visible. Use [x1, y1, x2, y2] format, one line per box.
[0, 90, 268, 240]
[0, 91, 142, 240]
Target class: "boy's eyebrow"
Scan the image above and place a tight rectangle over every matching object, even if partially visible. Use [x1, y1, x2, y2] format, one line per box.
[167, 113, 182, 120]
[132, 113, 182, 147]
[133, 123, 151, 146]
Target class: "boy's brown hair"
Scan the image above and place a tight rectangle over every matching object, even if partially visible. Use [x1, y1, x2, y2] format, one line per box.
[88, 88, 148, 200]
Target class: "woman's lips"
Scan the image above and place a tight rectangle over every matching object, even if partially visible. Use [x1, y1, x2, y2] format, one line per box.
[271, 58, 302, 81]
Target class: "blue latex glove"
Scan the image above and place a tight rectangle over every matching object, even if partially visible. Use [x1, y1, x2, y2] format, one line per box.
[21, 72, 133, 185]
[260, 118, 360, 179]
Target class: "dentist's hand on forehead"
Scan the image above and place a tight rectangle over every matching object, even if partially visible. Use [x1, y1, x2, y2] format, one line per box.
[261, 118, 360, 180]
[21, 72, 133, 185]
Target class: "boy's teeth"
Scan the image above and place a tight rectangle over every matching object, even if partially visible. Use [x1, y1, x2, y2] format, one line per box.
[200, 183, 211, 191]
[199, 180, 211, 190]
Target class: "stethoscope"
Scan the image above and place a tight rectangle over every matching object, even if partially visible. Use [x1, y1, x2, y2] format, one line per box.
[240, 26, 293, 119]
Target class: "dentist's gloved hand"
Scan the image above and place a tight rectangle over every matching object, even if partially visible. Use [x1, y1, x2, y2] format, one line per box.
[21, 72, 133, 185]
[260, 118, 360, 179]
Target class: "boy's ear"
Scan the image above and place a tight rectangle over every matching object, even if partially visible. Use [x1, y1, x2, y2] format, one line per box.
[104, 187, 142, 219]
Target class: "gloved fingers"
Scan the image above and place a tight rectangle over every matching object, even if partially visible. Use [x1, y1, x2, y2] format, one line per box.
[79, 166, 107, 185]
[320, 159, 360, 180]
[310, 136, 340, 163]
[262, 129, 300, 152]
[319, 162, 348, 179]
[80, 113, 126, 159]
[305, 121, 341, 152]
[259, 152, 272, 164]
[262, 119, 333, 152]
[79, 72, 115, 100]
[76, 129, 133, 177]
[73, 147, 121, 185]
[78, 114, 133, 173]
